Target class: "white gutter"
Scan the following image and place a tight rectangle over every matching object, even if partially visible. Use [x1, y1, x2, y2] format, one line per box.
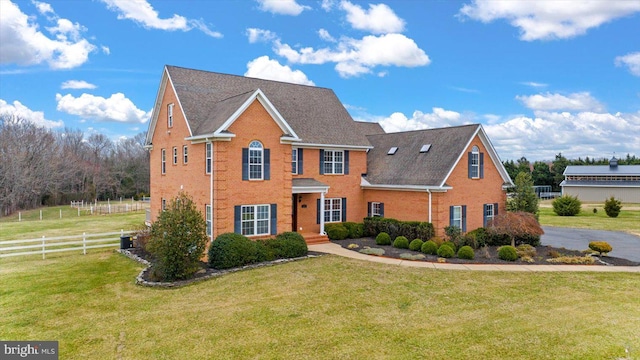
[209, 141, 214, 242]
[427, 189, 432, 223]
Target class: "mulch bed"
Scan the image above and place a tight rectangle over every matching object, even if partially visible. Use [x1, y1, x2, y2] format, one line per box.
[332, 237, 639, 266]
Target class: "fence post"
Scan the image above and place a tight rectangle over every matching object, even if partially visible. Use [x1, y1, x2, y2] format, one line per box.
[42, 236, 46, 259]
[83, 232, 86, 255]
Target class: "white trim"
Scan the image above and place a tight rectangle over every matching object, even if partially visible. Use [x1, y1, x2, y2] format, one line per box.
[146, 67, 193, 147]
[294, 143, 372, 151]
[561, 183, 640, 188]
[370, 202, 382, 217]
[361, 177, 450, 192]
[240, 204, 271, 236]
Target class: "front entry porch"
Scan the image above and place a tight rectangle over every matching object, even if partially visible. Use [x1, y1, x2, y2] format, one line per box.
[292, 178, 330, 245]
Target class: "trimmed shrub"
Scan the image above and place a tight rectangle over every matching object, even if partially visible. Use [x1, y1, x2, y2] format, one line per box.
[359, 247, 385, 256]
[421, 240, 438, 255]
[208, 233, 258, 270]
[589, 241, 612, 255]
[343, 222, 364, 239]
[375, 232, 391, 246]
[409, 239, 424, 251]
[547, 256, 595, 265]
[457, 245, 475, 260]
[416, 222, 435, 241]
[552, 195, 582, 216]
[466, 227, 489, 248]
[431, 236, 444, 246]
[363, 217, 433, 241]
[516, 244, 537, 258]
[148, 193, 208, 281]
[400, 253, 426, 260]
[325, 223, 349, 240]
[441, 241, 457, 252]
[437, 244, 455, 258]
[272, 232, 308, 258]
[393, 236, 410, 249]
[498, 246, 518, 261]
[444, 225, 462, 245]
[604, 197, 622, 218]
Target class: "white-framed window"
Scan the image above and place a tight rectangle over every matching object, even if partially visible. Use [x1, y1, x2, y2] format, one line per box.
[485, 204, 495, 224]
[452, 205, 462, 229]
[241, 204, 270, 236]
[292, 148, 298, 174]
[167, 103, 174, 128]
[371, 202, 382, 217]
[183, 145, 188, 164]
[324, 198, 342, 223]
[249, 141, 263, 180]
[172, 147, 178, 165]
[206, 205, 212, 236]
[205, 143, 212, 174]
[161, 149, 166, 174]
[161, 198, 166, 211]
[323, 150, 343, 174]
[470, 145, 480, 179]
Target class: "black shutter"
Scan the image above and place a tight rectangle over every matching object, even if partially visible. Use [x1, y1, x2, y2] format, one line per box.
[380, 203, 384, 217]
[270, 204, 277, 235]
[344, 150, 349, 175]
[341, 198, 347, 222]
[234, 206, 241, 234]
[316, 198, 321, 224]
[264, 149, 270, 180]
[468, 152, 472, 178]
[319, 149, 325, 175]
[480, 153, 484, 179]
[494, 203, 499, 216]
[367, 202, 372, 217]
[298, 148, 303, 175]
[242, 148, 248, 181]
[449, 206, 454, 227]
[483, 204, 488, 227]
[462, 205, 467, 232]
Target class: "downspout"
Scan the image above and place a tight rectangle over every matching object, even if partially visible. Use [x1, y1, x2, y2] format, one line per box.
[427, 189, 432, 223]
[209, 141, 214, 243]
[320, 191, 326, 235]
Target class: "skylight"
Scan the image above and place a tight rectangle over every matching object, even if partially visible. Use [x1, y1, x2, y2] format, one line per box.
[387, 147, 398, 155]
[420, 144, 431, 153]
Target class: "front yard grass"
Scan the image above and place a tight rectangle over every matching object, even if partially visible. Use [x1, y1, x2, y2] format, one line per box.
[1, 251, 639, 359]
[538, 203, 640, 235]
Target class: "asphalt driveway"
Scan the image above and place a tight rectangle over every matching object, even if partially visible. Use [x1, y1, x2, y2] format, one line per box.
[541, 226, 640, 262]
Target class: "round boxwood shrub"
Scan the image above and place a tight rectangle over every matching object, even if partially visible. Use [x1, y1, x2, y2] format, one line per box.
[604, 196, 622, 218]
[409, 238, 424, 251]
[273, 232, 308, 258]
[421, 240, 438, 255]
[393, 236, 410, 249]
[588, 241, 612, 255]
[208, 232, 258, 270]
[437, 244, 455, 258]
[498, 245, 518, 261]
[552, 195, 582, 216]
[325, 223, 349, 240]
[375, 232, 391, 245]
[343, 222, 364, 239]
[457, 245, 475, 260]
[441, 241, 457, 252]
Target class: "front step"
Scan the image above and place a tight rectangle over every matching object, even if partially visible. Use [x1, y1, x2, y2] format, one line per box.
[302, 233, 330, 245]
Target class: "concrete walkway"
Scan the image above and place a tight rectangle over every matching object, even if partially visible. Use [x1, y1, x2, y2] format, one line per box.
[308, 242, 640, 272]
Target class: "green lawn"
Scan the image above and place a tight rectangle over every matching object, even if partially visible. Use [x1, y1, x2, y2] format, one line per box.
[538, 203, 640, 235]
[1, 252, 639, 359]
[0, 205, 146, 241]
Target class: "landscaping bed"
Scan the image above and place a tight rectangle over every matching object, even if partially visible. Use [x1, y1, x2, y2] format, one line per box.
[333, 237, 639, 266]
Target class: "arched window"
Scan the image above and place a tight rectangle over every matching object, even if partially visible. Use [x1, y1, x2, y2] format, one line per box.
[248, 141, 263, 180]
[470, 146, 480, 179]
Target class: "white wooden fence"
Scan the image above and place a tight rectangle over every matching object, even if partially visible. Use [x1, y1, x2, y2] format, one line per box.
[0, 230, 133, 259]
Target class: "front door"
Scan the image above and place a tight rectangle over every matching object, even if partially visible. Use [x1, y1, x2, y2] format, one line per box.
[292, 194, 298, 232]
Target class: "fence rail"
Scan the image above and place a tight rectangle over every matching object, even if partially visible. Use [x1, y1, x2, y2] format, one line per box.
[0, 230, 133, 259]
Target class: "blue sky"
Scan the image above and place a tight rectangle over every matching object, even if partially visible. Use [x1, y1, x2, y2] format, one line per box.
[1, 0, 639, 161]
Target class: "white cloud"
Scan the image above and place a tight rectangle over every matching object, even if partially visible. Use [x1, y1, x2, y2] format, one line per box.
[459, 0, 640, 41]
[32, 1, 54, 15]
[275, 33, 430, 77]
[55, 93, 151, 123]
[246, 28, 277, 43]
[101, 0, 222, 38]
[256, 0, 310, 16]
[521, 81, 548, 88]
[318, 28, 336, 42]
[516, 92, 605, 112]
[61, 80, 97, 89]
[244, 56, 315, 86]
[0, 0, 96, 69]
[321, 0, 335, 11]
[101, 45, 110, 55]
[372, 107, 468, 133]
[0, 99, 63, 128]
[340, 1, 405, 34]
[615, 52, 640, 77]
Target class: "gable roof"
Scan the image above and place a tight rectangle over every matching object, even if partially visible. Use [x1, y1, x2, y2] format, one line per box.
[364, 124, 513, 188]
[147, 65, 371, 148]
[564, 165, 640, 176]
[355, 121, 386, 135]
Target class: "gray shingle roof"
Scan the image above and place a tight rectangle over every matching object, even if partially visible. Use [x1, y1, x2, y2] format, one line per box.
[355, 121, 386, 135]
[166, 65, 371, 147]
[365, 124, 480, 186]
[564, 165, 640, 176]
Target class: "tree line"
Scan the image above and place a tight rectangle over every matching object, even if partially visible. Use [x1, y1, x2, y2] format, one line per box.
[0, 114, 149, 216]
[503, 153, 640, 191]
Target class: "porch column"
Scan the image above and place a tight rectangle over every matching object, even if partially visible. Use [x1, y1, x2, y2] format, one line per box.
[319, 191, 325, 235]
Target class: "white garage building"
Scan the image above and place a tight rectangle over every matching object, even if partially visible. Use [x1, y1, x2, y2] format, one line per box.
[560, 157, 640, 203]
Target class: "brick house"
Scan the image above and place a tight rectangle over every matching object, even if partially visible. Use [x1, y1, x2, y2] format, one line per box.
[145, 65, 513, 243]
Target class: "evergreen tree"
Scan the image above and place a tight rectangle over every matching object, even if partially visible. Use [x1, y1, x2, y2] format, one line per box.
[532, 161, 553, 186]
[552, 153, 570, 191]
[507, 172, 539, 215]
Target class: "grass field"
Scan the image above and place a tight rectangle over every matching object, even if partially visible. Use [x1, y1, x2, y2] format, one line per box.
[538, 201, 640, 236]
[1, 252, 639, 359]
